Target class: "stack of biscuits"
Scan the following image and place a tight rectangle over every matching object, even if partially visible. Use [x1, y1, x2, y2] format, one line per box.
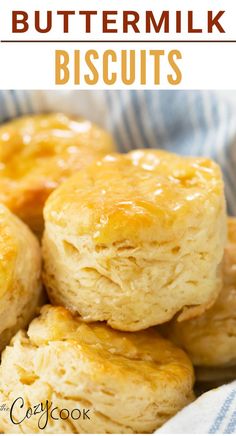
[0, 112, 233, 434]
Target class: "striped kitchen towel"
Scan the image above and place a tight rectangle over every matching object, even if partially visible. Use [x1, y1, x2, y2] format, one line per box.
[0, 90, 235, 215]
[156, 381, 236, 434]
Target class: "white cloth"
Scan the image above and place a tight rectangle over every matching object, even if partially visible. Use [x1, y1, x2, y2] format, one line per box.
[157, 381, 236, 434]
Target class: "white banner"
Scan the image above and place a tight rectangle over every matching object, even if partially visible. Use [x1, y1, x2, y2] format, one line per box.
[0, 0, 235, 89]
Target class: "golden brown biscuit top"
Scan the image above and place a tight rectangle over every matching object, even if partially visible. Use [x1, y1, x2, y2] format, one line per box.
[45, 149, 224, 243]
[0, 113, 114, 219]
[27, 305, 193, 386]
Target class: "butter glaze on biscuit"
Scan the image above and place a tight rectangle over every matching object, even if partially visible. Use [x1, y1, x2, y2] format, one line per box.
[163, 217, 236, 368]
[0, 305, 194, 433]
[43, 149, 226, 331]
[0, 113, 115, 235]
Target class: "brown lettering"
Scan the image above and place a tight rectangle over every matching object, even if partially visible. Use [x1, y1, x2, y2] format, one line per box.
[103, 11, 118, 33]
[123, 11, 140, 33]
[188, 11, 202, 33]
[176, 11, 181, 33]
[146, 11, 169, 33]
[12, 11, 29, 33]
[57, 11, 75, 33]
[79, 11, 97, 33]
[208, 11, 225, 33]
[35, 11, 52, 33]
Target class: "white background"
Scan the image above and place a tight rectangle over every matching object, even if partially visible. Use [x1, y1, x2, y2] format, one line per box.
[0, 0, 236, 89]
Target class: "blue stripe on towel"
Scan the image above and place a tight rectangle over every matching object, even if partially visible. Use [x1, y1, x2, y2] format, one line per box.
[105, 91, 126, 153]
[209, 390, 236, 434]
[131, 90, 151, 148]
[224, 408, 236, 434]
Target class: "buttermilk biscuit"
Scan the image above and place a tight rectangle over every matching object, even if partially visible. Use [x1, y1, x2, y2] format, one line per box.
[0, 204, 42, 353]
[162, 217, 236, 368]
[0, 113, 115, 235]
[43, 150, 226, 331]
[0, 305, 194, 434]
